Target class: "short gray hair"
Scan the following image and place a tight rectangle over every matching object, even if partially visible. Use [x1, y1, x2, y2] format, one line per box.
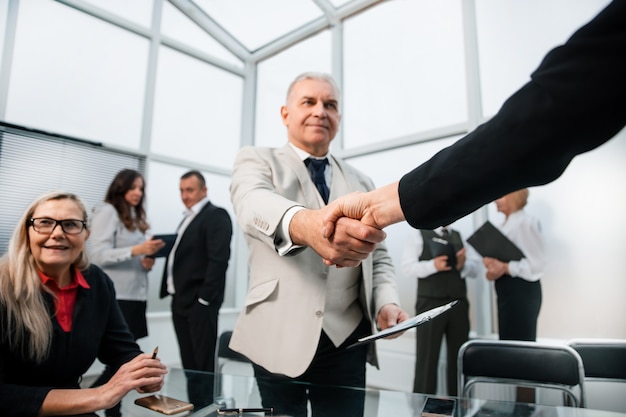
[285, 72, 341, 103]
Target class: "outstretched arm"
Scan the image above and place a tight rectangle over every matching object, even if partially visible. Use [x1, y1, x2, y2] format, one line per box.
[322, 182, 405, 238]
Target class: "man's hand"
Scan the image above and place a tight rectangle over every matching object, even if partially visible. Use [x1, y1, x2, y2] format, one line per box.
[290, 206, 386, 268]
[322, 182, 404, 239]
[376, 303, 410, 339]
[433, 255, 452, 272]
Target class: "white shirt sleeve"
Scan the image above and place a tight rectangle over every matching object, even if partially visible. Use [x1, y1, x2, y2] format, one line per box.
[400, 231, 438, 279]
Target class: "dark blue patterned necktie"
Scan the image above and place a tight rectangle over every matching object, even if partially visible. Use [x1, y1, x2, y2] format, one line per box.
[305, 158, 329, 204]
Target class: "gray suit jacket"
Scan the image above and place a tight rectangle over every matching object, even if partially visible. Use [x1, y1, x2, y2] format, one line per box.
[229, 144, 400, 377]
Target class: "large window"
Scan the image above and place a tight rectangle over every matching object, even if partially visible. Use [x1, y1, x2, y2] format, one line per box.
[0, 122, 144, 255]
[6, 0, 149, 147]
[0, 0, 623, 341]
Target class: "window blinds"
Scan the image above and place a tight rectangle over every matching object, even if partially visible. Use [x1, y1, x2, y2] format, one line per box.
[0, 122, 145, 255]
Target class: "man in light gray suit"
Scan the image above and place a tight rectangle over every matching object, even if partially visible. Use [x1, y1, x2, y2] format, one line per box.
[229, 72, 409, 417]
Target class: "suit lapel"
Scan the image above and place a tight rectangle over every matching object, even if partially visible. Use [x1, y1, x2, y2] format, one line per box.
[178, 201, 210, 249]
[279, 144, 325, 208]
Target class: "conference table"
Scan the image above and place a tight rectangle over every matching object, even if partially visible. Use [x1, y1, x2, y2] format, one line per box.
[114, 368, 625, 417]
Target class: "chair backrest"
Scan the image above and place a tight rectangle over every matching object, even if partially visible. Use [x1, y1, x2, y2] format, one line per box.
[216, 330, 250, 366]
[457, 339, 586, 407]
[568, 339, 626, 382]
[214, 330, 254, 406]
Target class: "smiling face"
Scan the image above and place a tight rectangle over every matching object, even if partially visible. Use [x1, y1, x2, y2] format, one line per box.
[281, 78, 341, 157]
[124, 176, 144, 207]
[28, 198, 89, 282]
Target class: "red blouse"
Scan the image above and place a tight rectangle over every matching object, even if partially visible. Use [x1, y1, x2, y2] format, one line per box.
[38, 269, 90, 332]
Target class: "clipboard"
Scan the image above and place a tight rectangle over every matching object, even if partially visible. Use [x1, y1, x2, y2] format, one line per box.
[147, 234, 177, 258]
[425, 235, 457, 268]
[466, 221, 524, 262]
[347, 300, 459, 349]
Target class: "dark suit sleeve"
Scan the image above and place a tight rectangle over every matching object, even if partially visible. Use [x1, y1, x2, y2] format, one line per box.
[398, 0, 626, 229]
[198, 207, 233, 305]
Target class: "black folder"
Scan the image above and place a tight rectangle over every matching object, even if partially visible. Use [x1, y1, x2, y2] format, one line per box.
[425, 235, 457, 267]
[147, 234, 177, 258]
[466, 221, 524, 261]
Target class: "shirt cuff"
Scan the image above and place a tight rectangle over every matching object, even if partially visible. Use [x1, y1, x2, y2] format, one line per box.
[276, 206, 306, 256]
[197, 297, 209, 306]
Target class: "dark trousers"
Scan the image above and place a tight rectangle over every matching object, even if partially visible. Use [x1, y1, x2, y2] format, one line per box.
[495, 275, 542, 341]
[413, 297, 469, 396]
[253, 318, 370, 417]
[172, 300, 219, 408]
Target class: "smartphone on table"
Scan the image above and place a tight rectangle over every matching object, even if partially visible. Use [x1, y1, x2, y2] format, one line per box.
[134, 394, 194, 415]
[421, 397, 456, 417]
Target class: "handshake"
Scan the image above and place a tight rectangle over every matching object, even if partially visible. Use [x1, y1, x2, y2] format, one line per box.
[290, 182, 405, 268]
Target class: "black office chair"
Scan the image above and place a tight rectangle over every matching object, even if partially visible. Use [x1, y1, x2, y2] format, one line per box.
[213, 330, 256, 406]
[568, 339, 626, 382]
[568, 338, 626, 412]
[216, 330, 250, 366]
[457, 339, 586, 407]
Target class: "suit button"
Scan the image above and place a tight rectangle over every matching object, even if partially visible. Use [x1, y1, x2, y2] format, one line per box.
[315, 310, 324, 317]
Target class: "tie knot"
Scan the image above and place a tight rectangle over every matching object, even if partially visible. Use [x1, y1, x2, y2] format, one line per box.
[306, 157, 328, 171]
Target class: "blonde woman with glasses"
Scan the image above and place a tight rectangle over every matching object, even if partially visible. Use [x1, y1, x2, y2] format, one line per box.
[0, 191, 166, 417]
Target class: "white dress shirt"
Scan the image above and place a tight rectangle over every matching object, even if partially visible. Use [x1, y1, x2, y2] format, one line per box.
[499, 210, 545, 282]
[165, 196, 210, 294]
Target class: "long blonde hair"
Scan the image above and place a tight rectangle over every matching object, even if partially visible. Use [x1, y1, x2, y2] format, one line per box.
[0, 191, 90, 363]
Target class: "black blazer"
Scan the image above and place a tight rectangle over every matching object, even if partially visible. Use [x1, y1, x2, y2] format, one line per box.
[0, 265, 141, 417]
[399, 0, 626, 230]
[160, 201, 232, 312]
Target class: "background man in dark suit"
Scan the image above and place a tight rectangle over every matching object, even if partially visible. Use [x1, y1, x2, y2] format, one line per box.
[160, 170, 232, 407]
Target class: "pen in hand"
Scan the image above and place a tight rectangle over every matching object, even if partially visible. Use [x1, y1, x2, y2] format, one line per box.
[140, 347, 160, 392]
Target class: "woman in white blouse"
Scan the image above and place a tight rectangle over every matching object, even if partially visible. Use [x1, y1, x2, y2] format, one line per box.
[483, 188, 545, 342]
[89, 169, 164, 417]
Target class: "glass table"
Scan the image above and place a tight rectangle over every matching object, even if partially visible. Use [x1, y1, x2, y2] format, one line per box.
[114, 368, 626, 417]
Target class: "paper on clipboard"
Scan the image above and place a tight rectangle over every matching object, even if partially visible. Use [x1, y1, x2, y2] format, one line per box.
[347, 300, 459, 349]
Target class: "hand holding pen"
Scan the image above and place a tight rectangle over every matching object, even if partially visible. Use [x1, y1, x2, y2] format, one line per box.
[137, 346, 166, 393]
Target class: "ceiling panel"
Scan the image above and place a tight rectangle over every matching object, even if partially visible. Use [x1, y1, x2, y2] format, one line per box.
[192, 0, 325, 51]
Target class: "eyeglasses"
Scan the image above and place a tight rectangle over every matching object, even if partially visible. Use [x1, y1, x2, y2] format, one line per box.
[29, 217, 87, 235]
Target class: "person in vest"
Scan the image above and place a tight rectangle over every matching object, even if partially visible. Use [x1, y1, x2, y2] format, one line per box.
[401, 226, 479, 395]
